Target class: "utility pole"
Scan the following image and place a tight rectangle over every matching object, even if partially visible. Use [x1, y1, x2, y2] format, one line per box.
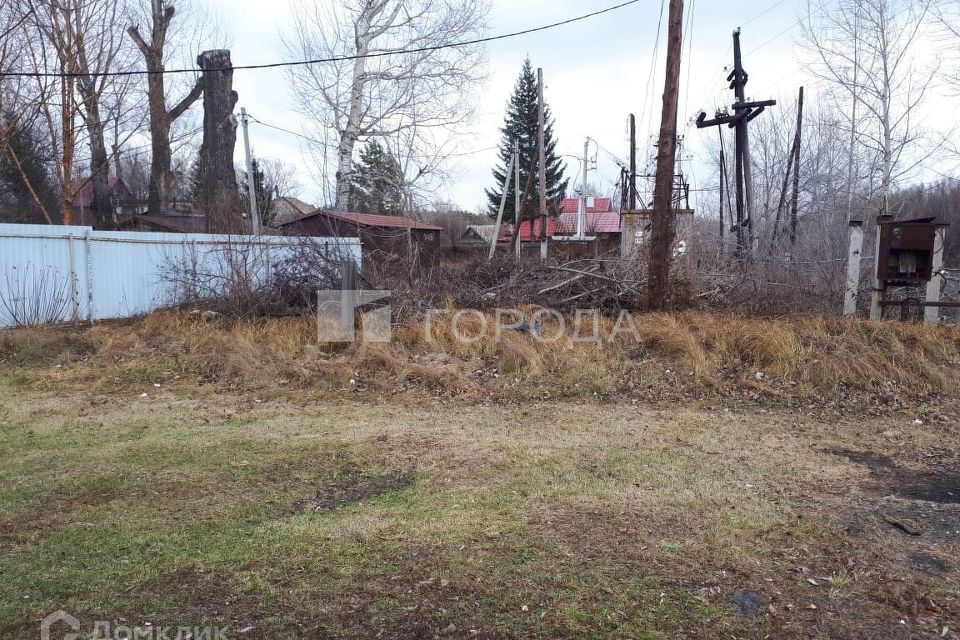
[489, 142, 516, 260]
[578, 137, 590, 238]
[790, 86, 804, 245]
[695, 29, 776, 256]
[731, 29, 756, 251]
[240, 107, 260, 235]
[538, 67, 548, 261]
[628, 114, 637, 211]
[647, 0, 684, 310]
[771, 86, 803, 250]
[515, 134, 522, 259]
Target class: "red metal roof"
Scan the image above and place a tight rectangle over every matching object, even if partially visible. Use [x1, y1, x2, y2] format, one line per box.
[514, 218, 560, 242]
[558, 197, 614, 214]
[514, 210, 621, 241]
[279, 209, 442, 231]
[555, 211, 621, 234]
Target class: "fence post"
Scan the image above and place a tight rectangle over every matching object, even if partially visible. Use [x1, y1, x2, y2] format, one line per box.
[85, 231, 94, 322]
[340, 257, 357, 336]
[843, 220, 863, 316]
[924, 226, 946, 326]
[67, 234, 81, 323]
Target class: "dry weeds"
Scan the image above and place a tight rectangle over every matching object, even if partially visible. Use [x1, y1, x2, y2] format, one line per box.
[3, 310, 959, 408]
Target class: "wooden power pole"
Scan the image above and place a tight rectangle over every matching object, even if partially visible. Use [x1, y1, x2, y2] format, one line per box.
[789, 86, 804, 245]
[695, 29, 776, 256]
[628, 113, 637, 211]
[488, 142, 516, 261]
[771, 86, 803, 249]
[538, 67, 548, 261]
[647, 0, 684, 310]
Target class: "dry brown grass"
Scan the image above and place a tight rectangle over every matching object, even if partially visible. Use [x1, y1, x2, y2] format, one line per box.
[3, 310, 959, 404]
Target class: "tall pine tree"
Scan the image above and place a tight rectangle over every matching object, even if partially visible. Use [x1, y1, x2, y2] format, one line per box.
[486, 58, 567, 223]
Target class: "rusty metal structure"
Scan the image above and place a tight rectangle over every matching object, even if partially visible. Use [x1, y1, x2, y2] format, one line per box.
[870, 215, 952, 324]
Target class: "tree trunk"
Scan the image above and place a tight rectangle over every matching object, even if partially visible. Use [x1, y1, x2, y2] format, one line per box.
[62, 74, 76, 226]
[146, 52, 172, 216]
[334, 14, 372, 211]
[128, 1, 202, 217]
[81, 95, 115, 229]
[197, 49, 241, 234]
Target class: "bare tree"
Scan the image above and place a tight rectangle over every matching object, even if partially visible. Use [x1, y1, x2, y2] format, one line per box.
[31, 0, 139, 228]
[127, 0, 207, 217]
[7, 1, 85, 225]
[260, 157, 301, 199]
[801, 0, 936, 218]
[4, 0, 141, 228]
[283, 0, 488, 210]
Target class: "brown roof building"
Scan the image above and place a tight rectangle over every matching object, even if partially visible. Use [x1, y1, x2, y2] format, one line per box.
[275, 209, 442, 259]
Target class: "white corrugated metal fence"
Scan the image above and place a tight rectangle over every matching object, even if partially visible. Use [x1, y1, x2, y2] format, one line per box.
[0, 224, 360, 327]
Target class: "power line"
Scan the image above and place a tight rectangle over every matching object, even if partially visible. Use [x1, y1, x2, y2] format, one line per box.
[249, 115, 498, 159]
[0, 0, 643, 79]
[640, 0, 667, 140]
[682, 0, 696, 121]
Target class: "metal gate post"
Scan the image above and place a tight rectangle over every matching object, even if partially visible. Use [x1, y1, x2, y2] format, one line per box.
[924, 226, 946, 326]
[844, 220, 863, 316]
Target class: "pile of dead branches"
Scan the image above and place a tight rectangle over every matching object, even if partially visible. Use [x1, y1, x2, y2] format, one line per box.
[366, 253, 648, 320]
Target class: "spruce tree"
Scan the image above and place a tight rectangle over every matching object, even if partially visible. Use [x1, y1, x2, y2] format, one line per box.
[486, 58, 568, 223]
[349, 140, 405, 216]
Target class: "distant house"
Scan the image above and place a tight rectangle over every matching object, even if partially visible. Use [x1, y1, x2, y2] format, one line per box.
[271, 197, 316, 226]
[559, 197, 615, 215]
[274, 209, 442, 259]
[460, 224, 511, 246]
[120, 212, 209, 233]
[513, 198, 620, 240]
[71, 177, 139, 226]
[508, 197, 621, 256]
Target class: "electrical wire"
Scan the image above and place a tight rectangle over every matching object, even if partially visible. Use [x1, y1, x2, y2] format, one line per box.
[248, 115, 498, 160]
[0, 0, 644, 79]
[640, 0, 667, 140]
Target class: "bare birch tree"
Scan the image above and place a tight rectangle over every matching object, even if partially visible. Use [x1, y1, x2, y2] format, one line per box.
[801, 0, 935, 219]
[283, 0, 488, 210]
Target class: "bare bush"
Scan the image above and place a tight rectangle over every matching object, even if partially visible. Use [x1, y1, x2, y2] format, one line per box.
[160, 238, 358, 317]
[0, 264, 72, 327]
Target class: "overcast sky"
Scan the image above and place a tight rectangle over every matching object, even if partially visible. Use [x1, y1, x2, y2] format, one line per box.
[204, 0, 951, 214]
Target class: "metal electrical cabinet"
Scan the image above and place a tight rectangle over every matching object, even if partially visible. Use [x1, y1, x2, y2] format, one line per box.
[876, 217, 940, 284]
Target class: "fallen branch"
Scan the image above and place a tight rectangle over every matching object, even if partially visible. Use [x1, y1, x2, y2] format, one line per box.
[883, 514, 922, 536]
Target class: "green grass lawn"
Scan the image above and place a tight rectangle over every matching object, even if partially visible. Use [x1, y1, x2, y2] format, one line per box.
[1, 385, 957, 639]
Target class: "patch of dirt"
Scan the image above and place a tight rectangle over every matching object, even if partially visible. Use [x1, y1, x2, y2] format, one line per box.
[828, 447, 960, 503]
[828, 447, 960, 543]
[825, 448, 898, 472]
[294, 470, 415, 513]
[910, 550, 953, 575]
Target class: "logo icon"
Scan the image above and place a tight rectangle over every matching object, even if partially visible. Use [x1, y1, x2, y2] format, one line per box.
[40, 610, 80, 640]
[316, 289, 391, 343]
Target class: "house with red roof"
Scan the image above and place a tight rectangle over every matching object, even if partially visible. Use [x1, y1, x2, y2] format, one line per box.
[512, 197, 621, 255]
